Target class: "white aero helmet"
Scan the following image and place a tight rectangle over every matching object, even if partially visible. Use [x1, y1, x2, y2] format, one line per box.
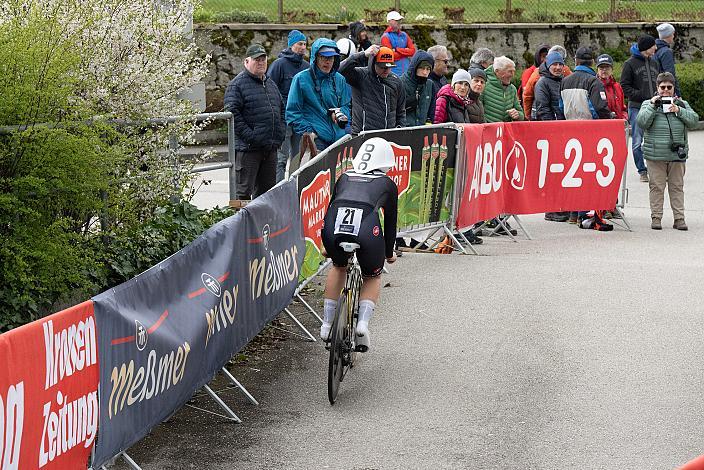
[352, 137, 396, 174]
[336, 38, 356, 57]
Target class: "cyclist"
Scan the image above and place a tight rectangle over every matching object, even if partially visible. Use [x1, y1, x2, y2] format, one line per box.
[320, 137, 398, 351]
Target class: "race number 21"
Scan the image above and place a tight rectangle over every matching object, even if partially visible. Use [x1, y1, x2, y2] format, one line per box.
[537, 138, 615, 189]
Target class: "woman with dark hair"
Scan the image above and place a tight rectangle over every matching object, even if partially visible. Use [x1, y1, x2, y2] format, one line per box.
[637, 72, 699, 230]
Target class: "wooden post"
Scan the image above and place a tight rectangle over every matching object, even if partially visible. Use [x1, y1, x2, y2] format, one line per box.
[278, 0, 283, 23]
[610, 0, 616, 21]
[505, 0, 512, 22]
[395, 0, 401, 13]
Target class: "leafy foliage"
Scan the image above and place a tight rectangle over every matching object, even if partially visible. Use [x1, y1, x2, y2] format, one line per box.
[0, 0, 214, 331]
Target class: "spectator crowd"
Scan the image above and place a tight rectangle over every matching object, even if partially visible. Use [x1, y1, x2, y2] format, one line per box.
[224, 15, 698, 234]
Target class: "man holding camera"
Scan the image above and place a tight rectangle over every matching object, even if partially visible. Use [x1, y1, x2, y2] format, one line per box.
[286, 38, 351, 159]
[636, 72, 699, 231]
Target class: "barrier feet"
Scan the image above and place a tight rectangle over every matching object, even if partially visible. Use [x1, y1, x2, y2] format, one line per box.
[221, 367, 259, 405]
[295, 293, 323, 324]
[284, 307, 317, 342]
[203, 384, 242, 423]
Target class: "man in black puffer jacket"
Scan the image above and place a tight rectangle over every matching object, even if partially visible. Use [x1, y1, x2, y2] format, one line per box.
[224, 44, 286, 200]
[339, 44, 406, 134]
[620, 35, 662, 181]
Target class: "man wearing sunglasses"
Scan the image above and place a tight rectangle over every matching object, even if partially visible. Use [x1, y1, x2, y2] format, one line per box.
[427, 45, 451, 122]
[637, 72, 699, 231]
[621, 35, 663, 183]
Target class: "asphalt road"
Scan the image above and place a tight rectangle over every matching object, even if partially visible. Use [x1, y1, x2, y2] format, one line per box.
[127, 132, 704, 469]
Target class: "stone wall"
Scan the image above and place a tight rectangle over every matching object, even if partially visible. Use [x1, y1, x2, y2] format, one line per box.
[196, 22, 704, 112]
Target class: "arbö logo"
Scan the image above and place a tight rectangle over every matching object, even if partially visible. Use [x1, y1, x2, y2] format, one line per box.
[262, 224, 271, 251]
[505, 139, 527, 190]
[135, 320, 148, 351]
[201, 272, 222, 298]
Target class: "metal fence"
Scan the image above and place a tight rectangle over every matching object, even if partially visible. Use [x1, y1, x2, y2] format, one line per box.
[196, 0, 704, 23]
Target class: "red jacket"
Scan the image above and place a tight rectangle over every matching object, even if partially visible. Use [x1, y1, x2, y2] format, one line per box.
[600, 76, 627, 120]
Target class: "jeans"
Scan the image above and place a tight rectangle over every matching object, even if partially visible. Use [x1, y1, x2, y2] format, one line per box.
[628, 107, 647, 175]
[276, 125, 301, 183]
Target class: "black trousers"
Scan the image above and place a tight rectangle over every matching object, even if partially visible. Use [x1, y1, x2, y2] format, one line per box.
[235, 148, 277, 200]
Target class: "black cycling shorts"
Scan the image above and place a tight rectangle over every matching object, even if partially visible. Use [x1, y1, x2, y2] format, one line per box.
[321, 202, 386, 277]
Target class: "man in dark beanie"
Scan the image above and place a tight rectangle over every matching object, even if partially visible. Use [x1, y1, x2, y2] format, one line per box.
[621, 35, 662, 182]
[268, 30, 309, 181]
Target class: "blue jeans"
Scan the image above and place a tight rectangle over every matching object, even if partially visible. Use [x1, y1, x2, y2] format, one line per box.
[276, 125, 301, 182]
[628, 107, 647, 175]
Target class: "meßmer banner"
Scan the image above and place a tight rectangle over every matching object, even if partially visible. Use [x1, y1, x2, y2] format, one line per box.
[92, 179, 304, 467]
[297, 125, 460, 281]
[455, 120, 628, 229]
[0, 301, 99, 470]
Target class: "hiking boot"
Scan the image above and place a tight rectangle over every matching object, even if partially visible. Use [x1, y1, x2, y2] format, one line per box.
[553, 212, 570, 222]
[568, 214, 579, 224]
[461, 229, 483, 245]
[640, 173, 649, 183]
[673, 219, 688, 231]
[651, 217, 662, 230]
[544, 212, 559, 221]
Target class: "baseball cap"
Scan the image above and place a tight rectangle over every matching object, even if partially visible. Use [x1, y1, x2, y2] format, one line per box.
[596, 54, 614, 67]
[246, 44, 267, 59]
[575, 46, 593, 61]
[375, 46, 395, 68]
[387, 10, 404, 21]
[317, 46, 340, 57]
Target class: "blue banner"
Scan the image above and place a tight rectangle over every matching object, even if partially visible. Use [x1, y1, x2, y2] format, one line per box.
[92, 180, 305, 467]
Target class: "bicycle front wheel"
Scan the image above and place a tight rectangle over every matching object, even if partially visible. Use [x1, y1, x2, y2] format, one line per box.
[327, 294, 348, 405]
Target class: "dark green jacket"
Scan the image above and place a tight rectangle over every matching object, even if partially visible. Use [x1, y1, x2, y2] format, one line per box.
[480, 66, 524, 123]
[636, 98, 699, 161]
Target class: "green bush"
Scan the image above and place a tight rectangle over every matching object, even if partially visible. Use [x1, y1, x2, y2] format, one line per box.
[102, 201, 234, 286]
[212, 9, 269, 23]
[677, 62, 704, 118]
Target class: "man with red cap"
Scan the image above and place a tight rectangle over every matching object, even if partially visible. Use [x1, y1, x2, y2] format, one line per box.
[339, 44, 406, 134]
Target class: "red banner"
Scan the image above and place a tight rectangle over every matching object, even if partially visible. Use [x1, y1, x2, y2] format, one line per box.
[0, 301, 99, 469]
[455, 120, 628, 229]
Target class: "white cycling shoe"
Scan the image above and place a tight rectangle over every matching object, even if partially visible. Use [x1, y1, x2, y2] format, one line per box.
[320, 322, 332, 341]
[355, 321, 370, 352]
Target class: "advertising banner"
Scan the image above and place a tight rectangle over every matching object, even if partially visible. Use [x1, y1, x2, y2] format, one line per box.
[0, 301, 99, 470]
[455, 120, 628, 229]
[297, 125, 460, 281]
[92, 180, 304, 467]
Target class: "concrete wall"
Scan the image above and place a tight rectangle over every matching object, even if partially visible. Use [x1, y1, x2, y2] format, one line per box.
[196, 22, 704, 112]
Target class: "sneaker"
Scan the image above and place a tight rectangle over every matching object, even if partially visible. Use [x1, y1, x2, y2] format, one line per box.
[495, 222, 518, 236]
[461, 229, 483, 245]
[320, 322, 332, 341]
[568, 214, 578, 224]
[651, 217, 662, 230]
[673, 219, 688, 231]
[640, 173, 649, 183]
[553, 212, 570, 222]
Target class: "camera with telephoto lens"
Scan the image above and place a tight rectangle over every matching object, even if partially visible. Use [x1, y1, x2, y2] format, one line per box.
[328, 108, 348, 129]
[671, 143, 687, 159]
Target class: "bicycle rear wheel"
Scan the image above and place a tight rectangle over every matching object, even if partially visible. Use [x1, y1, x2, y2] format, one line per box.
[327, 294, 348, 404]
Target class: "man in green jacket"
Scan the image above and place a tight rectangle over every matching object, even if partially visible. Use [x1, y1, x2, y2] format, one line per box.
[636, 72, 699, 231]
[480, 56, 525, 123]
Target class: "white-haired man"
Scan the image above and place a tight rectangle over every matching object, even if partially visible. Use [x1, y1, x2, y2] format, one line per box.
[481, 56, 524, 123]
[427, 45, 450, 122]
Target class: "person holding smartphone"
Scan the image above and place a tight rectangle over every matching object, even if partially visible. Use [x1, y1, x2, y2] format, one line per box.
[636, 72, 699, 231]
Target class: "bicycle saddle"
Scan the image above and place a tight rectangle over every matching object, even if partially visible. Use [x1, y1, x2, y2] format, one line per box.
[338, 242, 360, 253]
